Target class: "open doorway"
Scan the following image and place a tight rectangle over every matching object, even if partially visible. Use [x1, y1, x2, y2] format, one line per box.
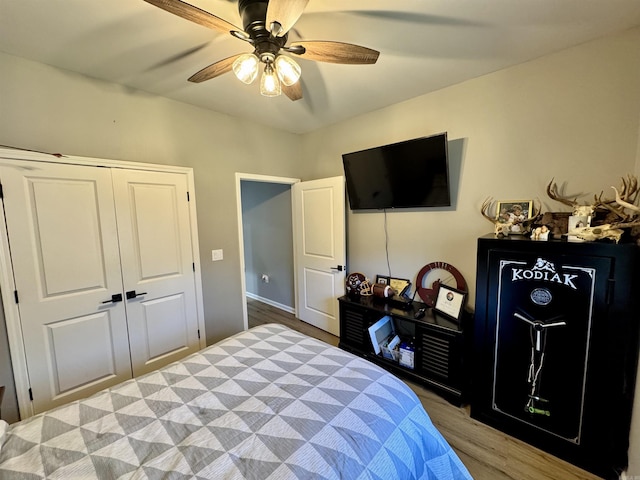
[235, 173, 300, 330]
[236, 173, 347, 336]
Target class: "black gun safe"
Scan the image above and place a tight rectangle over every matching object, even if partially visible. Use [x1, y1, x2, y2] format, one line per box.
[472, 235, 640, 479]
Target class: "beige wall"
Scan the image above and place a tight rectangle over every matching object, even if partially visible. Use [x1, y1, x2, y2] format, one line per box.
[1, 25, 640, 474]
[302, 27, 640, 304]
[0, 51, 304, 345]
[301, 26, 640, 476]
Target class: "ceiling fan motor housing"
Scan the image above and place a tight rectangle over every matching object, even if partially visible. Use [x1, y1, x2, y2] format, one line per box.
[238, 0, 287, 60]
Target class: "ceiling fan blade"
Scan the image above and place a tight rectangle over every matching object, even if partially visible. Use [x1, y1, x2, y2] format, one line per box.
[266, 0, 309, 36]
[143, 0, 241, 34]
[188, 54, 243, 83]
[290, 41, 380, 64]
[282, 82, 303, 101]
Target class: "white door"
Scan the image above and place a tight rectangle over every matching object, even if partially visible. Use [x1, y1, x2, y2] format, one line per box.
[0, 161, 132, 413]
[112, 169, 200, 376]
[293, 176, 346, 336]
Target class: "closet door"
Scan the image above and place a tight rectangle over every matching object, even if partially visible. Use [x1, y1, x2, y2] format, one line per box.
[112, 169, 200, 376]
[0, 161, 132, 413]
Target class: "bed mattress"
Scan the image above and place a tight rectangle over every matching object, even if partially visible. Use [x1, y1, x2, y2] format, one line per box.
[0, 323, 471, 479]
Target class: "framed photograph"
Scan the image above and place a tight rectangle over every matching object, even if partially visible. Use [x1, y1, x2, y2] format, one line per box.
[375, 274, 389, 285]
[389, 277, 411, 296]
[434, 284, 466, 322]
[568, 214, 590, 230]
[567, 214, 590, 242]
[495, 200, 534, 235]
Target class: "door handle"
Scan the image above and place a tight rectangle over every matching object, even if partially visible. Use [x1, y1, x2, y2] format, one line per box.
[126, 290, 148, 300]
[101, 293, 123, 304]
[330, 265, 345, 271]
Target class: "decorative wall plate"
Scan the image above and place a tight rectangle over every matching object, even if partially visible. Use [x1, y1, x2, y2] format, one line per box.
[416, 261, 467, 307]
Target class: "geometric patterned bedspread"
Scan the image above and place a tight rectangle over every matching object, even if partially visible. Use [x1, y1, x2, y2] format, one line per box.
[0, 323, 472, 479]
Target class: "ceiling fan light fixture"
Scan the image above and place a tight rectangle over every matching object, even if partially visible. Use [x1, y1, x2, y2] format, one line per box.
[275, 55, 301, 86]
[232, 53, 259, 84]
[260, 62, 281, 97]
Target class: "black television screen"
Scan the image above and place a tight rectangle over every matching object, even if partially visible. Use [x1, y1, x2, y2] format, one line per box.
[342, 132, 450, 210]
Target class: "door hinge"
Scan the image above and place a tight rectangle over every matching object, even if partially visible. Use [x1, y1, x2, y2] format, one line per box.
[14, 290, 18, 304]
[606, 278, 615, 305]
[187, 192, 190, 202]
[29, 388, 33, 401]
[0, 183, 3, 199]
[197, 329, 200, 339]
[193, 262, 195, 272]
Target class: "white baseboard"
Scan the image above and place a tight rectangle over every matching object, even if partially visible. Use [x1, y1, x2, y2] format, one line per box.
[246, 292, 295, 315]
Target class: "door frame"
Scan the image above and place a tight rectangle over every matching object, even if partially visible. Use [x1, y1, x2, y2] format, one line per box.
[235, 173, 300, 330]
[0, 147, 206, 418]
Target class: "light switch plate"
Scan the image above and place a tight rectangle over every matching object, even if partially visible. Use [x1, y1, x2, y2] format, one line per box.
[212, 249, 223, 261]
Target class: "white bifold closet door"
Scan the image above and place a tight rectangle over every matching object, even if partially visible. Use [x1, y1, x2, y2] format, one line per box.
[0, 161, 200, 414]
[111, 168, 199, 377]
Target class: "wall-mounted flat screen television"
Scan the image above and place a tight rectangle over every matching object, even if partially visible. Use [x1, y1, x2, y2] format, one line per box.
[342, 132, 450, 210]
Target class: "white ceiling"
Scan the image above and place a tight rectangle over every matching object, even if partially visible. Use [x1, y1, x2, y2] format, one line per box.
[2, 0, 640, 134]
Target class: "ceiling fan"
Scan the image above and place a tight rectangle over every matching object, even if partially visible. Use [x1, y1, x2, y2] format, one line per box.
[143, 0, 380, 100]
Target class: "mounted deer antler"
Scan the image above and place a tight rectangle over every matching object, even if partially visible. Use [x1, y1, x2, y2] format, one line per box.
[547, 175, 640, 221]
[613, 184, 640, 215]
[592, 175, 639, 222]
[616, 175, 639, 204]
[605, 176, 640, 221]
[481, 197, 511, 236]
[546, 179, 577, 208]
[566, 183, 640, 243]
[546, 179, 596, 216]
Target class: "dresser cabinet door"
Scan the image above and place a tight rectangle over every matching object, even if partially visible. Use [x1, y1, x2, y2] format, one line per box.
[416, 325, 463, 393]
[339, 301, 381, 352]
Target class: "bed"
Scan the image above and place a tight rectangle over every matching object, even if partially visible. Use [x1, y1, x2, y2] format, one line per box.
[0, 323, 471, 479]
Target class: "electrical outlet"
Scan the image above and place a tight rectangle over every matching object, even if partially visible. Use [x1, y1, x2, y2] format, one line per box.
[212, 249, 223, 261]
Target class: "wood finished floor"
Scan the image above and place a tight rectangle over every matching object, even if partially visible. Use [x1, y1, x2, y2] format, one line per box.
[247, 298, 603, 480]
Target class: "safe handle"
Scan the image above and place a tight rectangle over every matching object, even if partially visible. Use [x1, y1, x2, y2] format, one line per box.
[126, 290, 148, 300]
[101, 293, 123, 304]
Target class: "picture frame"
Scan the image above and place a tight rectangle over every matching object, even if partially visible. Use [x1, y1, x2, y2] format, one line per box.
[568, 214, 590, 230]
[495, 200, 534, 235]
[567, 214, 591, 242]
[388, 277, 411, 296]
[434, 284, 466, 322]
[375, 276, 411, 297]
